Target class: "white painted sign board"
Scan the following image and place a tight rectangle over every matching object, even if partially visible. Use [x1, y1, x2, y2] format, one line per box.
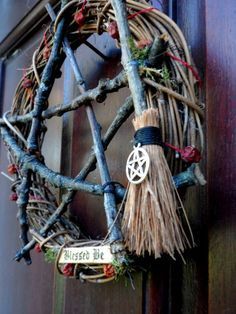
[59, 245, 114, 264]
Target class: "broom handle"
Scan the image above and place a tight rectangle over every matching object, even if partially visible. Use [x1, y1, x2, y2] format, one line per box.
[111, 0, 147, 116]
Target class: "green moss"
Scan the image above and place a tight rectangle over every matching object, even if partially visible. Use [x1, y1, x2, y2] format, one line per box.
[44, 248, 58, 263]
[112, 256, 135, 281]
[128, 37, 150, 62]
[160, 64, 171, 84]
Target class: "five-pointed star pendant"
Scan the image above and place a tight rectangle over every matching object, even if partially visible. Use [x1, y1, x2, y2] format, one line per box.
[126, 147, 150, 184]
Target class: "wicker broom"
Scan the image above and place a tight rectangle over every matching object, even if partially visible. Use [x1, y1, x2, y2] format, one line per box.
[122, 108, 191, 259]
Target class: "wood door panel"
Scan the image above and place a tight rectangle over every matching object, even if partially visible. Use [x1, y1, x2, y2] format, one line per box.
[64, 273, 143, 314]
[174, 1, 208, 313]
[206, 1, 236, 313]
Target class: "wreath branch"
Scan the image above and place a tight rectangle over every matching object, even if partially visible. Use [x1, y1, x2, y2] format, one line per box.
[143, 78, 204, 117]
[0, 0, 205, 270]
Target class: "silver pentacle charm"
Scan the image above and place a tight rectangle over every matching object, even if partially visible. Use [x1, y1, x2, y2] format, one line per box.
[126, 146, 150, 184]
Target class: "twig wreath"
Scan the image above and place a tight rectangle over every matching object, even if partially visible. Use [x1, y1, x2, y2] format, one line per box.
[0, 0, 206, 283]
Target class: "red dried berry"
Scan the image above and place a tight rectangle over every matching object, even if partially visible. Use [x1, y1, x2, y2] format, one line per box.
[43, 47, 50, 59]
[180, 146, 201, 164]
[34, 243, 42, 253]
[165, 143, 201, 164]
[103, 264, 116, 278]
[22, 78, 33, 89]
[9, 192, 18, 201]
[62, 263, 74, 277]
[29, 195, 44, 201]
[74, 10, 86, 27]
[107, 21, 119, 40]
[136, 39, 152, 49]
[7, 164, 18, 175]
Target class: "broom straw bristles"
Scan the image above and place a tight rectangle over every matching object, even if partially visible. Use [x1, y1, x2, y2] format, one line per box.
[122, 108, 192, 259]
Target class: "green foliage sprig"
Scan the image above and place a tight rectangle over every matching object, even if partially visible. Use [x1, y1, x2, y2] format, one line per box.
[128, 37, 150, 62]
[44, 248, 59, 263]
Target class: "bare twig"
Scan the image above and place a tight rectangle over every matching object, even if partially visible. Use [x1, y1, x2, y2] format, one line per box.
[16, 170, 32, 264]
[27, 3, 67, 152]
[0, 71, 127, 127]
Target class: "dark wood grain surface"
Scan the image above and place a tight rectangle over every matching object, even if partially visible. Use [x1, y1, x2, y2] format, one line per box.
[206, 1, 236, 313]
[174, 1, 208, 314]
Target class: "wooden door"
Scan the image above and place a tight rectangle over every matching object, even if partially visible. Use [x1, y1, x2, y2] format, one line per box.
[0, 1, 235, 313]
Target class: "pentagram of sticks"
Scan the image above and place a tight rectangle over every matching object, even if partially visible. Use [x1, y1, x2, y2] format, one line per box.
[0, 0, 204, 267]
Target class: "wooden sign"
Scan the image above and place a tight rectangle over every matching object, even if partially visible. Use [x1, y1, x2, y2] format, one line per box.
[59, 245, 114, 264]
